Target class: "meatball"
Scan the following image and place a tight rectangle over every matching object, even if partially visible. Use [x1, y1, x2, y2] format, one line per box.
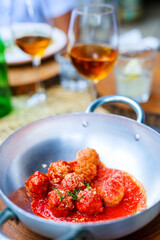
[48, 160, 73, 185]
[48, 189, 75, 217]
[73, 160, 97, 183]
[101, 178, 124, 206]
[25, 171, 50, 199]
[76, 189, 104, 215]
[73, 148, 99, 183]
[76, 148, 100, 166]
[61, 173, 85, 191]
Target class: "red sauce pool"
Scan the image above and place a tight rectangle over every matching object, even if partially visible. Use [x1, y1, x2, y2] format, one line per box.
[31, 165, 147, 223]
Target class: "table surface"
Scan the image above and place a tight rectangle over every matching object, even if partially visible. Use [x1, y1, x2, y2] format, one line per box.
[1, 51, 159, 240]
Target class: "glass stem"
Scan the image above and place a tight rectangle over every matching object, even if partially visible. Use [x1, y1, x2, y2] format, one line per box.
[90, 81, 98, 101]
[32, 56, 43, 94]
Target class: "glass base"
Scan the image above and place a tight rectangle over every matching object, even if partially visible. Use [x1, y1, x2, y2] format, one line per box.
[61, 79, 89, 91]
[117, 92, 150, 103]
[26, 92, 46, 107]
[131, 93, 150, 103]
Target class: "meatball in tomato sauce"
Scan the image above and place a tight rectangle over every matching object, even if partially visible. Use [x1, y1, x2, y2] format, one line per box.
[48, 189, 75, 217]
[101, 178, 124, 206]
[76, 189, 104, 215]
[76, 148, 100, 166]
[73, 160, 97, 183]
[48, 160, 73, 186]
[25, 171, 50, 199]
[61, 173, 85, 191]
[73, 148, 99, 183]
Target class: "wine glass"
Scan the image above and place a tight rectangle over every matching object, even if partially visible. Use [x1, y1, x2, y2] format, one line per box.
[68, 3, 118, 100]
[11, 0, 52, 106]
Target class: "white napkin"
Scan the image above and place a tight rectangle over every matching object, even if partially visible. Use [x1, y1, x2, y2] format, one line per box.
[119, 29, 160, 53]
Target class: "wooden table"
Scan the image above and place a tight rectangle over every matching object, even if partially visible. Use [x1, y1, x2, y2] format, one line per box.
[4, 52, 160, 240]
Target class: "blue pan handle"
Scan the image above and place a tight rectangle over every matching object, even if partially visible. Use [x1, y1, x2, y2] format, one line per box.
[56, 229, 93, 240]
[0, 208, 16, 240]
[85, 95, 145, 124]
[0, 208, 93, 240]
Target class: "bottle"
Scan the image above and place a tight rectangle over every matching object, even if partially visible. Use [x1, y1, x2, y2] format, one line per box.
[0, 36, 12, 118]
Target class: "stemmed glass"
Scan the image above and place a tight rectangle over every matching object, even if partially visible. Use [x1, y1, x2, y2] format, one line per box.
[11, 0, 52, 106]
[68, 3, 118, 99]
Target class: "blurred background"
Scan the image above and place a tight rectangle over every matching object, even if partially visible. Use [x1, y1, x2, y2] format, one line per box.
[78, 0, 160, 40]
[0, 0, 160, 126]
[117, 0, 160, 40]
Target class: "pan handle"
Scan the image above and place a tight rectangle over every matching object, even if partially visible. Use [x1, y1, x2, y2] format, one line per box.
[56, 228, 93, 240]
[85, 95, 145, 123]
[0, 208, 93, 240]
[0, 208, 16, 240]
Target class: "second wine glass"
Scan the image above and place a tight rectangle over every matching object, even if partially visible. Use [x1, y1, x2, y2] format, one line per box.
[68, 3, 118, 99]
[12, 0, 52, 106]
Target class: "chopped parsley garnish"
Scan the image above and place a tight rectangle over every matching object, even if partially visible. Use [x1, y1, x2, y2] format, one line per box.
[84, 180, 91, 190]
[67, 187, 83, 201]
[52, 187, 65, 201]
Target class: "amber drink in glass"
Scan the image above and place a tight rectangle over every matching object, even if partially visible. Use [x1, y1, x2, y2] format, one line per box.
[12, 0, 52, 106]
[68, 4, 118, 99]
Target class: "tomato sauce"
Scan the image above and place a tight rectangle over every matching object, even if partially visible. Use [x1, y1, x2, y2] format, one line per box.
[31, 164, 147, 223]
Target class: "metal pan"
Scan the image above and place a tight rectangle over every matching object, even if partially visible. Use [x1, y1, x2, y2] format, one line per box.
[0, 95, 160, 240]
